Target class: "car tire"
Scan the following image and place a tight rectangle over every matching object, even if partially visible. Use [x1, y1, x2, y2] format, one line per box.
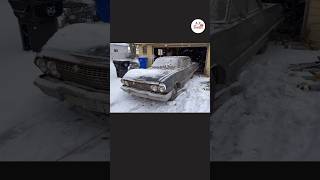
[169, 84, 178, 101]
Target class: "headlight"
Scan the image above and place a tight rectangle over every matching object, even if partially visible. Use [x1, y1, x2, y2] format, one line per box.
[150, 85, 158, 92]
[35, 58, 48, 73]
[47, 61, 61, 78]
[158, 84, 166, 92]
[121, 79, 130, 86]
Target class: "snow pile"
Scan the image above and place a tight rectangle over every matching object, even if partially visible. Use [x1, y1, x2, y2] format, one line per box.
[43, 23, 109, 52]
[110, 62, 210, 113]
[211, 45, 320, 161]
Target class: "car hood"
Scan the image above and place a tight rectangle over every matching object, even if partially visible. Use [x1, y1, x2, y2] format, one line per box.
[43, 23, 109, 52]
[37, 47, 108, 66]
[37, 23, 109, 66]
[123, 68, 176, 83]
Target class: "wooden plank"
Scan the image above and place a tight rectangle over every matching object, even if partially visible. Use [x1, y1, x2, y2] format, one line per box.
[306, 0, 320, 48]
[310, 0, 320, 9]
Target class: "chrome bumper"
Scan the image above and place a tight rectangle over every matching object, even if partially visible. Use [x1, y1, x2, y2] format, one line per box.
[121, 86, 173, 101]
[34, 76, 109, 114]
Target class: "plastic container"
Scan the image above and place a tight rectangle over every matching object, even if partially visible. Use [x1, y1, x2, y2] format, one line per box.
[138, 57, 148, 69]
[95, 0, 110, 22]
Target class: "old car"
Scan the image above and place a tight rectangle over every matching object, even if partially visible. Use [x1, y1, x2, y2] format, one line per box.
[120, 56, 199, 101]
[33, 23, 109, 114]
[210, 0, 283, 86]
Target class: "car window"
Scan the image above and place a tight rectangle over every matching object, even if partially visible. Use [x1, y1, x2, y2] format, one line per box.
[210, 0, 229, 23]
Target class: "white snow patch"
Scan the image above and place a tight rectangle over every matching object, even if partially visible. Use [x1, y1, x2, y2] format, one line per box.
[0, 1, 109, 161]
[211, 45, 320, 161]
[110, 62, 210, 113]
[111, 43, 129, 47]
[43, 23, 109, 52]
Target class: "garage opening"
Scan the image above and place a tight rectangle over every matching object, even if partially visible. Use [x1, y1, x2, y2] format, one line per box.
[153, 47, 208, 74]
[262, 0, 306, 41]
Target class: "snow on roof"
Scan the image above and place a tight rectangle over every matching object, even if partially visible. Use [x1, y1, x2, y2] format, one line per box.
[43, 23, 109, 52]
[111, 43, 129, 47]
[156, 56, 189, 60]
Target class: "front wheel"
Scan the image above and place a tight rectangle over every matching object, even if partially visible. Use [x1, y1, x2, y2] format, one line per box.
[169, 85, 178, 101]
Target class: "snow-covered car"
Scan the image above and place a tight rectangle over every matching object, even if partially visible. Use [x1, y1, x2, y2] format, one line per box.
[211, 0, 283, 85]
[120, 56, 199, 101]
[33, 23, 109, 114]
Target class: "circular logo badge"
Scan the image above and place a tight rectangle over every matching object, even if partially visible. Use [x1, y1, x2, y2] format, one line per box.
[191, 19, 205, 34]
[47, 6, 56, 17]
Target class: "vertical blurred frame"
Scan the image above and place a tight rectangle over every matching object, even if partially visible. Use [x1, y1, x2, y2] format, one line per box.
[110, 0, 210, 180]
[1, 0, 110, 161]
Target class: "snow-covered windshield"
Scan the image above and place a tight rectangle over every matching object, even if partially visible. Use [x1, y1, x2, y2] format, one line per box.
[151, 57, 180, 69]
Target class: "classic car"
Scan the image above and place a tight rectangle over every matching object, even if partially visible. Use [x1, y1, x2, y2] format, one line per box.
[210, 0, 283, 86]
[120, 56, 199, 101]
[33, 23, 109, 114]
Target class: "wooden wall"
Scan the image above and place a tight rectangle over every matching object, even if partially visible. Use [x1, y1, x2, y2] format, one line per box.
[305, 0, 320, 49]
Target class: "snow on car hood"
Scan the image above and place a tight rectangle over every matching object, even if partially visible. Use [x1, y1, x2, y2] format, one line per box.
[123, 68, 175, 82]
[43, 23, 109, 52]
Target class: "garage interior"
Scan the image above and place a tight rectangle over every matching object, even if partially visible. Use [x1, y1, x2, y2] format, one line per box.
[154, 47, 207, 73]
[135, 43, 211, 76]
[264, 0, 320, 49]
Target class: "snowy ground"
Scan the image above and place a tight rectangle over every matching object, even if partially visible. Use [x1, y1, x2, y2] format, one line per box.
[110, 63, 210, 113]
[211, 45, 320, 161]
[0, 1, 109, 161]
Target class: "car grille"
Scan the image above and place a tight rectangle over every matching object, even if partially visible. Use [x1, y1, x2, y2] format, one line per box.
[128, 81, 151, 91]
[56, 61, 108, 91]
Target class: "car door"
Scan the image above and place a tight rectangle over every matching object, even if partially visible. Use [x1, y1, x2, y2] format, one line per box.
[177, 57, 195, 86]
[211, 0, 261, 83]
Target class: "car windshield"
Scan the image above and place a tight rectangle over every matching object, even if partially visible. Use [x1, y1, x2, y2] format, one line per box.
[210, 0, 229, 23]
[151, 57, 180, 69]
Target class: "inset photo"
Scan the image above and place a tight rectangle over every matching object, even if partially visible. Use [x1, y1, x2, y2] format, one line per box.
[110, 43, 210, 113]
